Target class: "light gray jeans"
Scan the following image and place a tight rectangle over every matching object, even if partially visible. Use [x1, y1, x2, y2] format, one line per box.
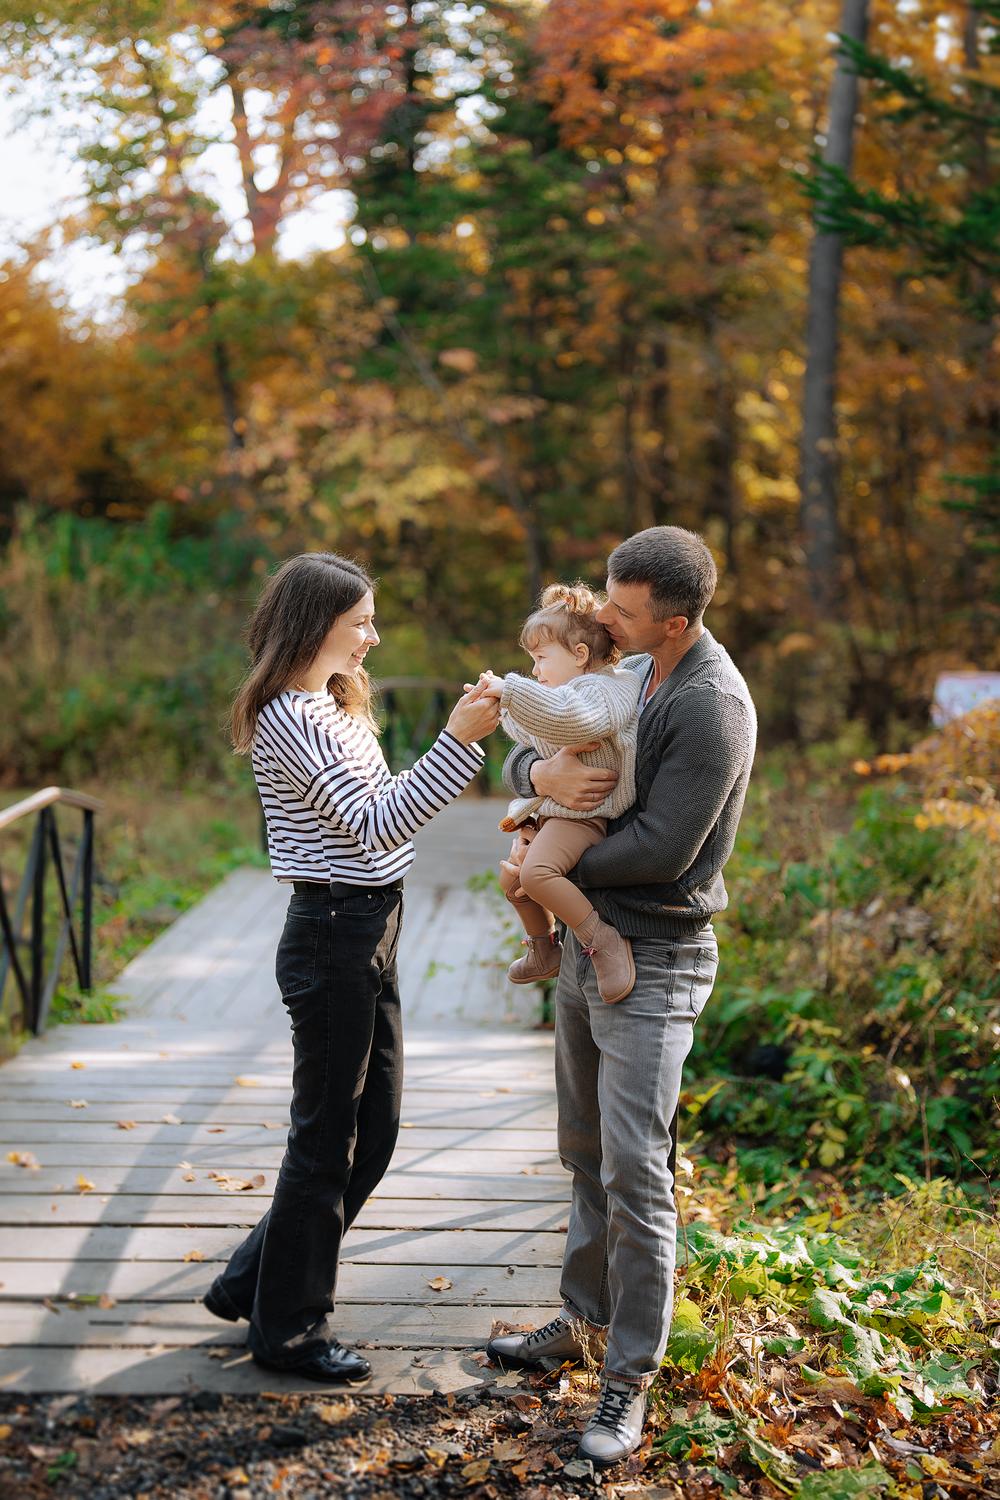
[555, 924, 719, 1387]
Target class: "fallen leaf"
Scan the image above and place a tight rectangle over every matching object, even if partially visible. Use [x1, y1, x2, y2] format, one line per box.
[116, 1121, 137, 1131]
[207, 1346, 236, 1360]
[98, 1294, 116, 1309]
[492, 1438, 524, 1461]
[42, 1298, 61, 1315]
[494, 1372, 523, 1388]
[426, 1276, 453, 1292]
[6, 1151, 40, 1170]
[314, 1400, 354, 1423]
[208, 1172, 266, 1193]
[161, 1114, 181, 1125]
[462, 1457, 491, 1482]
[511, 1393, 542, 1413]
[179, 1161, 193, 1170]
[206, 1127, 226, 1134]
[68, 1100, 88, 1109]
[234, 1076, 261, 1087]
[182, 1173, 196, 1182]
[261, 1121, 283, 1129]
[70, 1061, 85, 1070]
[183, 1250, 205, 1263]
[76, 1176, 95, 1193]
[0, 1424, 11, 1439]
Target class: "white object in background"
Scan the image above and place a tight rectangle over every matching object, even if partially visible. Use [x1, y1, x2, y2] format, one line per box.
[931, 672, 1000, 726]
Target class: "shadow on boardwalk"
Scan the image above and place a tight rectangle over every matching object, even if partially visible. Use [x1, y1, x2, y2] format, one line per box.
[0, 797, 568, 1395]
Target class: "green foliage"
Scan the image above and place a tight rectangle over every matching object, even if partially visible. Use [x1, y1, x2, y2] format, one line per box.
[653, 1218, 995, 1490]
[0, 507, 271, 786]
[686, 756, 999, 1191]
[675, 1219, 993, 1409]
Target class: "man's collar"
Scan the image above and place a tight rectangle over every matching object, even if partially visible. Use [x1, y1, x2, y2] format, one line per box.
[650, 628, 717, 708]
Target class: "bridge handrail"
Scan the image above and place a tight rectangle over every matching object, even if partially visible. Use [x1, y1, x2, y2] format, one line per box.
[0, 786, 104, 833]
[0, 787, 102, 1036]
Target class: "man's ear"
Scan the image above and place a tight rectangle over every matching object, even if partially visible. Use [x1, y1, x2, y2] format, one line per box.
[666, 615, 690, 640]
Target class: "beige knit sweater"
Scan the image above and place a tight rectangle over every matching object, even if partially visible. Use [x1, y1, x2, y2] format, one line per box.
[498, 665, 643, 831]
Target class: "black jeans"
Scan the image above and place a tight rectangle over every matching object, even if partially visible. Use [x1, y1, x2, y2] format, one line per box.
[209, 881, 405, 1366]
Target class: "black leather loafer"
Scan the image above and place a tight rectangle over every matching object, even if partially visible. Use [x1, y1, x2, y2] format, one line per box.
[253, 1341, 372, 1386]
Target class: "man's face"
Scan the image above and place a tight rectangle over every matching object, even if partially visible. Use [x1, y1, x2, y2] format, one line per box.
[595, 579, 685, 654]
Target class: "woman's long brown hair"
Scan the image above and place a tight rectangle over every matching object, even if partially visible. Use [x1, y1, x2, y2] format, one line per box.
[230, 553, 378, 754]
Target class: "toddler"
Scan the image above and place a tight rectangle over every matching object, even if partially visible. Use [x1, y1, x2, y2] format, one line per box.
[478, 583, 641, 1004]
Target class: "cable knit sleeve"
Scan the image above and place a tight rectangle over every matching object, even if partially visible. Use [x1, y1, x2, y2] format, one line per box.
[499, 671, 640, 747]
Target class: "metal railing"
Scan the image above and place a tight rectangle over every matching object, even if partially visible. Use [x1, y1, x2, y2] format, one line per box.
[0, 787, 102, 1036]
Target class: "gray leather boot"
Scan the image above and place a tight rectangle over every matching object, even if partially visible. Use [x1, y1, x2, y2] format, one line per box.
[486, 1312, 593, 1369]
[578, 1377, 648, 1467]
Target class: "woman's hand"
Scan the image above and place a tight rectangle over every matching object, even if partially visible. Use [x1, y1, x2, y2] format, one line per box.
[446, 679, 501, 745]
[464, 671, 504, 700]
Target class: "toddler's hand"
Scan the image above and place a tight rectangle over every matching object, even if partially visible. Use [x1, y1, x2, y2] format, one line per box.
[498, 858, 524, 900]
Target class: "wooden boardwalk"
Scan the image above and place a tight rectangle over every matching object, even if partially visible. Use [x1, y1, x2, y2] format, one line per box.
[0, 797, 568, 1395]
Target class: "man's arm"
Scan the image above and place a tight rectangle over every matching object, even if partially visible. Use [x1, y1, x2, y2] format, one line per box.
[577, 691, 752, 887]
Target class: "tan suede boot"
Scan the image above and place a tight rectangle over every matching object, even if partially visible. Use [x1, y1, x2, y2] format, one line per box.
[573, 910, 636, 1004]
[508, 931, 564, 984]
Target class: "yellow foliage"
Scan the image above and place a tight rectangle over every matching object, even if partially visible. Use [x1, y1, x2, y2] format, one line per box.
[861, 702, 1000, 843]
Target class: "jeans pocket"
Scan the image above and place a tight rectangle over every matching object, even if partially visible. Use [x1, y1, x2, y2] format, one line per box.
[275, 912, 322, 997]
[330, 888, 390, 919]
[668, 931, 718, 1021]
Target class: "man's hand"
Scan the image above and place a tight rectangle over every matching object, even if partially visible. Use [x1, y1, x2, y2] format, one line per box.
[530, 744, 618, 810]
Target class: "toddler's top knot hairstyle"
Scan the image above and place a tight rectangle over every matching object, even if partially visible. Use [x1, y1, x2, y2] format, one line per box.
[519, 581, 621, 668]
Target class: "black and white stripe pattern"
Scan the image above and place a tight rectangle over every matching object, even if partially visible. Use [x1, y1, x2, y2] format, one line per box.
[252, 690, 484, 885]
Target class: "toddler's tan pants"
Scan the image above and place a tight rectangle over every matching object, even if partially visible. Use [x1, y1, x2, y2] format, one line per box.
[513, 814, 607, 932]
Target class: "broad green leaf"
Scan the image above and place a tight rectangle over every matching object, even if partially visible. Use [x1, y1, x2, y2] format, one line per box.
[796, 1461, 893, 1498]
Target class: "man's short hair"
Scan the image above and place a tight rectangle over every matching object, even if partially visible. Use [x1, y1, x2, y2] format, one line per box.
[607, 526, 718, 625]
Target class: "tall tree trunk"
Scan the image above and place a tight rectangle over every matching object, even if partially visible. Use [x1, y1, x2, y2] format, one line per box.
[618, 323, 640, 534]
[799, 0, 869, 613]
[645, 330, 675, 524]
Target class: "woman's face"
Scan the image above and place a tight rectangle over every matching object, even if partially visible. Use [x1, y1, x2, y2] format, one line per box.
[318, 589, 379, 678]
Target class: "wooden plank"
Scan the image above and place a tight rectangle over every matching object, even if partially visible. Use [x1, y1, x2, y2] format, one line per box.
[109, 871, 281, 1015]
[0, 1099, 557, 1128]
[0, 1195, 571, 1232]
[0, 1145, 564, 1171]
[0, 1260, 560, 1302]
[0, 1168, 569, 1198]
[0, 1300, 547, 1349]
[0, 1123, 555, 1150]
[0, 1225, 568, 1265]
[0, 1344, 507, 1395]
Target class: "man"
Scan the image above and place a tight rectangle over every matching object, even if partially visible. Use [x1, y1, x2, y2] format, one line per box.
[486, 526, 757, 1467]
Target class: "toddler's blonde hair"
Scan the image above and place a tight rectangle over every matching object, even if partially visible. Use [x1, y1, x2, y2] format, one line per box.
[519, 582, 621, 668]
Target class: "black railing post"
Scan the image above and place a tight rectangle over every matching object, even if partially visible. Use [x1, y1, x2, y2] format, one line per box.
[0, 789, 103, 1039]
[81, 810, 94, 991]
[30, 809, 48, 1034]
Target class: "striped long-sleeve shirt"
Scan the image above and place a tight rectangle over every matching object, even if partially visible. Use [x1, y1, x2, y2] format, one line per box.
[252, 689, 485, 885]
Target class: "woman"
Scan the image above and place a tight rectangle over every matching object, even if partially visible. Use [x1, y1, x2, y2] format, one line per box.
[203, 552, 499, 1383]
